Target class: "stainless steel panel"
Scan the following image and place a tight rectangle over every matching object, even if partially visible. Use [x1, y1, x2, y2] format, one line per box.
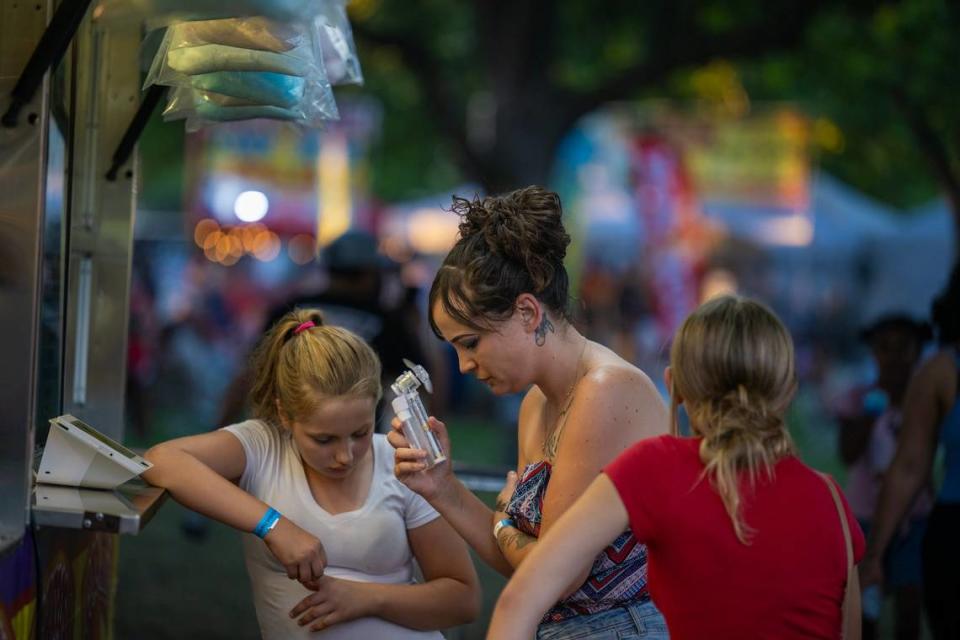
[71, 256, 93, 405]
[32, 482, 168, 535]
[0, 0, 52, 554]
[60, 18, 140, 441]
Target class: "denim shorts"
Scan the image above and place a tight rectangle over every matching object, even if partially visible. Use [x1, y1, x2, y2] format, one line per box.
[536, 600, 669, 640]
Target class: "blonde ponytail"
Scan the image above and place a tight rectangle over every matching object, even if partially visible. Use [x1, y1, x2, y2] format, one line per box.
[249, 308, 382, 428]
[670, 296, 797, 543]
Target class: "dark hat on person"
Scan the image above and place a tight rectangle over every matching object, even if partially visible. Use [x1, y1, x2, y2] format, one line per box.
[858, 313, 933, 344]
[320, 229, 380, 274]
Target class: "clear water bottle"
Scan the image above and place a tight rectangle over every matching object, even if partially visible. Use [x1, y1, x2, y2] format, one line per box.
[861, 584, 882, 622]
[391, 359, 446, 467]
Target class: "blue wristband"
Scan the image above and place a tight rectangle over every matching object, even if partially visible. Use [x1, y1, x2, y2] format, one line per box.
[254, 507, 281, 539]
[493, 517, 515, 540]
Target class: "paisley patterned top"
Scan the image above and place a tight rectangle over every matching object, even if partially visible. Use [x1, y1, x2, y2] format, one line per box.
[505, 460, 651, 622]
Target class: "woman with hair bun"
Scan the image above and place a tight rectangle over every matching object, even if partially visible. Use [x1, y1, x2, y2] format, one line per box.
[143, 309, 479, 639]
[389, 186, 669, 638]
[863, 263, 960, 639]
[486, 295, 866, 639]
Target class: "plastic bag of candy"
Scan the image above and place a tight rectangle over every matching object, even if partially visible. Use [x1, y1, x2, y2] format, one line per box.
[145, 15, 338, 128]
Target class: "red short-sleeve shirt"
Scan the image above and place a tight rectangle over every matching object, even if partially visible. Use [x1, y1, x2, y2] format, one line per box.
[605, 435, 865, 640]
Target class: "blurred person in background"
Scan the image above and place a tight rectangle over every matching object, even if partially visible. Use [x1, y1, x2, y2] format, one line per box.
[391, 186, 670, 639]
[157, 286, 238, 435]
[218, 229, 426, 429]
[863, 264, 960, 640]
[835, 314, 932, 639]
[126, 255, 161, 439]
[486, 295, 865, 640]
[144, 310, 479, 639]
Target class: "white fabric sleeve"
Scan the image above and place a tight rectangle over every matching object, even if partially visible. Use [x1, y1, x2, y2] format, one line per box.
[403, 487, 440, 530]
[221, 420, 274, 492]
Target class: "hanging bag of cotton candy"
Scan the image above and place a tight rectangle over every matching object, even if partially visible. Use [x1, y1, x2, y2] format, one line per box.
[161, 84, 312, 130]
[92, 0, 323, 27]
[146, 14, 338, 129]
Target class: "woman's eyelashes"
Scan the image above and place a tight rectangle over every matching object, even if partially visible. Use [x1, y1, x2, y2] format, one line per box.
[462, 337, 479, 351]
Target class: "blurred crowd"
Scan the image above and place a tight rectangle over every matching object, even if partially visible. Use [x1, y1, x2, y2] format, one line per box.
[122, 202, 960, 638]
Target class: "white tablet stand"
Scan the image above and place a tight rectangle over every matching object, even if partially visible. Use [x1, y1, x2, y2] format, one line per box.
[37, 414, 153, 489]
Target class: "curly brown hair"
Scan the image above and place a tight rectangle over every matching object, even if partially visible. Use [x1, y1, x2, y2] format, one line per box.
[428, 185, 572, 336]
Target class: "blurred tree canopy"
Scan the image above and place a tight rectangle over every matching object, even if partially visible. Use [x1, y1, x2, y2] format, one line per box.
[351, 0, 959, 239]
[139, 0, 960, 247]
[798, 0, 960, 238]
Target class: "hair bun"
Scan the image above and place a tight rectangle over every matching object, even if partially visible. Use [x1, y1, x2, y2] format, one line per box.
[703, 385, 785, 444]
[452, 186, 570, 293]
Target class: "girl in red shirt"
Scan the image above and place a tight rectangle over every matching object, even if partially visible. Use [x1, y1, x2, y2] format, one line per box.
[487, 295, 865, 640]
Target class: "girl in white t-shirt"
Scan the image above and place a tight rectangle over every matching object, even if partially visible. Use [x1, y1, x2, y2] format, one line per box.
[143, 309, 480, 639]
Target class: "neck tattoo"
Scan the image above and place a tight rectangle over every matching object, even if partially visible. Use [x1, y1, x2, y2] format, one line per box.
[534, 315, 555, 346]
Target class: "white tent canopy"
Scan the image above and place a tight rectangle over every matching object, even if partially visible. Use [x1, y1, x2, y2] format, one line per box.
[706, 172, 954, 328]
[860, 197, 954, 324]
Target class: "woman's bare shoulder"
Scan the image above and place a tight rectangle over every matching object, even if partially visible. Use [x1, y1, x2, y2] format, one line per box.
[580, 354, 661, 405]
[914, 348, 957, 397]
[915, 349, 956, 383]
[572, 360, 668, 441]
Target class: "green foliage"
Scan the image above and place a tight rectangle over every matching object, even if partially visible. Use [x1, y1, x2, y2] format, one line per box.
[136, 0, 957, 211]
[551, 1, 649, 91]
[139, 108, 185, 211]
[353, 0, 956, 206]
[653, 0, 956, 210]
[345, 65, 465, 202]
[793, 0, 958, 209]
[765, 3, 949, 211]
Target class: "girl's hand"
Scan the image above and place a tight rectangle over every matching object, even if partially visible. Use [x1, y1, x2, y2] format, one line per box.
[264, 517, 327, 586]
[387, 416, 455, 504]
[289, 576, 368, 631]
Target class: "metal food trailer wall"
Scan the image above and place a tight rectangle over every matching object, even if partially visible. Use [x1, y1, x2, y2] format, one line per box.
[1, 1, 142, 637]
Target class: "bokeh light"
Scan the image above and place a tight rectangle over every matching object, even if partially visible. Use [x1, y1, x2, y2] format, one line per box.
[234, 190, 269, 223]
